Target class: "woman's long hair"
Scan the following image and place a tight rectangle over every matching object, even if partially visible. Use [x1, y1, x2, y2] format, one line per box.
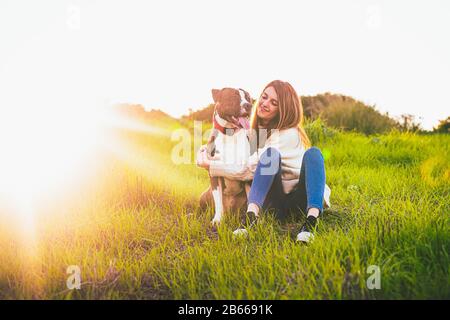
[250, 80, 311, 148]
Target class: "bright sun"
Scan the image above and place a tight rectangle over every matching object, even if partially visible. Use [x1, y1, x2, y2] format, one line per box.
[0, 101, 106, 221]
[0, 99, 169, 243]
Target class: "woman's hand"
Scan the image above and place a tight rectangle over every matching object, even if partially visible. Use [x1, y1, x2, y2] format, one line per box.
[196, 146, 211, 170]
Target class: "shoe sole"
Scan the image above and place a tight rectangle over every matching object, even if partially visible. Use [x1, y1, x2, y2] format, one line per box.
[296, 231, 314, 243]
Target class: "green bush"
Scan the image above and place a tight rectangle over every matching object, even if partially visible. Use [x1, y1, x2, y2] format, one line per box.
[302, 93, 399, 135]
[304, 118, 339, 145]
[433, 116, 450, 133]
[320, 101, 398, 135]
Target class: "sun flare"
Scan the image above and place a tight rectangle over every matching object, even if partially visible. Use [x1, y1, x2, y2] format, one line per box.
[0, 100, 125, 240]
[0, 100, 175, 226]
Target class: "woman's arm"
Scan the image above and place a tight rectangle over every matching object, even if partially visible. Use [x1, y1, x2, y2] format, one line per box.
[200, 128, 301, 180]
[207, 130, 284, 180]
[209, 151, 258, 180]
[205, 128, 301, 180]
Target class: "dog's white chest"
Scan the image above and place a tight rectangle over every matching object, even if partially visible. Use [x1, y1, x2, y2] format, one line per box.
[214, 129, 250, 165]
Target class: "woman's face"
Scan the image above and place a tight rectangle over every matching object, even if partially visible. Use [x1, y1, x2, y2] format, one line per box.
[257, 86, 279, 124]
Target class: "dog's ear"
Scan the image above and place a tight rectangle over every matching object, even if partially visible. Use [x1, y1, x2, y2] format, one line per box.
[243, 89, 252, 105]
[238, 88, 251, 104]
[212, 89, 221, 103]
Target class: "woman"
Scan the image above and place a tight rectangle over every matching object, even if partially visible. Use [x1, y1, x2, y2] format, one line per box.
[197, 80, 330, 243]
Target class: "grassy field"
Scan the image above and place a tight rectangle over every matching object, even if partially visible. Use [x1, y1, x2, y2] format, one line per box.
[0, 118, 449, 299]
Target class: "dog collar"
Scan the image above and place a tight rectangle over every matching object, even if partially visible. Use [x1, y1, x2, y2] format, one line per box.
[213, 111, 236, 135]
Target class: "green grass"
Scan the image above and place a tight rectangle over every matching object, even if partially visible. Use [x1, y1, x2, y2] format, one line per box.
[0, 121, 448, 299]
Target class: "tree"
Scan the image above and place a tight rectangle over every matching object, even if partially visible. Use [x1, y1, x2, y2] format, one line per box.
[433, 116, 450, 133]
[398, 114, 421, 132]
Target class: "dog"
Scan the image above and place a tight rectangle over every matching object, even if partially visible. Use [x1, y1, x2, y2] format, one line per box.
[199, 88, 253, 226]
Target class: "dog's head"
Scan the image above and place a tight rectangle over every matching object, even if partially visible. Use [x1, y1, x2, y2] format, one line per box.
[211, 88, 253, 129]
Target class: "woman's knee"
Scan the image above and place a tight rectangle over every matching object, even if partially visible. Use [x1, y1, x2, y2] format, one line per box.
[304, 147, 324, 162]
[259, 147, 281, 174]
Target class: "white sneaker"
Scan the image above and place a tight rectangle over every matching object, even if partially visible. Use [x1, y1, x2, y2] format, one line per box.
[296, 230, 314, 243]
[232, 228, 248, 237]
[296, 218, 317, 243]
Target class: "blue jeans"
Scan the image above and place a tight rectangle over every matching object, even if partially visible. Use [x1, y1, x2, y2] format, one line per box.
[248, 147, 326, 218]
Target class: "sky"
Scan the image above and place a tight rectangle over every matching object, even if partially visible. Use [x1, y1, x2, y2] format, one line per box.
[0, 0, 449, 130]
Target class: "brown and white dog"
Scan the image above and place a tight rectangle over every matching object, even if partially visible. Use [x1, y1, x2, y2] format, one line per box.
[199, 88, 253, 226]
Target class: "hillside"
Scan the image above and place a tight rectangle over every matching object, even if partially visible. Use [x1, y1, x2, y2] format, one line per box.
[113, 103, 177, 123]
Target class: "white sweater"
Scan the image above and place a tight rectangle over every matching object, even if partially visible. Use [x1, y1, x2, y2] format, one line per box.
[209, 127, 331, 207]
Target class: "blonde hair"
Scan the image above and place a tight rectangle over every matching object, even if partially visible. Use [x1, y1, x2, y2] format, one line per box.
[250, 80, 311, 148]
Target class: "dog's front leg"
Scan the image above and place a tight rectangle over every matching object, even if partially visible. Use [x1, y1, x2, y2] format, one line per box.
[244, 182, 251, 200]
[210, 176, 224, 226]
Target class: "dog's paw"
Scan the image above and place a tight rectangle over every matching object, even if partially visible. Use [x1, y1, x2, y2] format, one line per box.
[210, 217, 222, 227]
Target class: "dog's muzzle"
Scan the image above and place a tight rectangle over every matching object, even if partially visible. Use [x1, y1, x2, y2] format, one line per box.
[238, 89, 252, 117]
